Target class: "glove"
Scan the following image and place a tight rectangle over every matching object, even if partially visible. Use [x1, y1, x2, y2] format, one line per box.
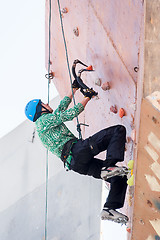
[72, 79, 80, 89]
[81, 88, 98, 99]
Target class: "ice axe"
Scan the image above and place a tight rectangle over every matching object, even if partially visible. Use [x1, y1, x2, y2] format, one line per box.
[72, 59, 97, 97]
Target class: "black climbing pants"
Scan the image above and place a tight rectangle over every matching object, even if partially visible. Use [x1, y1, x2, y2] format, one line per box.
[104, 175, 128, 209]
[70, 124, 127, 209]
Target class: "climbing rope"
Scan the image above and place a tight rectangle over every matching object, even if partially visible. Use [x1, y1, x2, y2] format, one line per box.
[44, 0, 52, 239]
[44, 0, 84, 238]
[57, 0, 82, 139]
[45, 152, 49, 240]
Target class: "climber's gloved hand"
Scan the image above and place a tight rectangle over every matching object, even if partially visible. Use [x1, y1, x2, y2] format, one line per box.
[72, 79, 80, 89]
[81, 88, 98, 99]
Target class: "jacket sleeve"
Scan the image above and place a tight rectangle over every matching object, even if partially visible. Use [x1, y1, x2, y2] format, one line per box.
[54, 96, 72, 114]
[59, 103, 84, 123]
[43, 103, 84, 129]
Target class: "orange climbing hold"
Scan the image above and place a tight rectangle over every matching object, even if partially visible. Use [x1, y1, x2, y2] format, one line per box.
[119, 108, 125, 118]
[86, 65, 93, 71]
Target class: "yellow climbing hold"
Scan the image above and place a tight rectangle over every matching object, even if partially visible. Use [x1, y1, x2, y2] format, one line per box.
[128, 160, 134, 170]
[127, 174, 134, 186]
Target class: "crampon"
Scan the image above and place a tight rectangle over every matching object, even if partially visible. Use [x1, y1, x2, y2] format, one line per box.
[101, 208, 129, 225]
[101, 166, 129, 180]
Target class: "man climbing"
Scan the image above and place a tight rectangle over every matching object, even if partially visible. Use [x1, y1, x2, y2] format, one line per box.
[25, 64, 129, 225]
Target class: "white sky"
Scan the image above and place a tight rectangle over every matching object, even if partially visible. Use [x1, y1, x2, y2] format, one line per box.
[0, 1, 127, 239]
[0, 0, 58, 138]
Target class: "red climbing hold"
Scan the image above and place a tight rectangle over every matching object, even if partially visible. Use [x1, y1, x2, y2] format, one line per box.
[101, 82, 110, 91]
[110, 105, 118, 114]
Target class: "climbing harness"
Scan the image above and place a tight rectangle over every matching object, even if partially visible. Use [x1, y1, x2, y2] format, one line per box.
[61, 138, 78, 169]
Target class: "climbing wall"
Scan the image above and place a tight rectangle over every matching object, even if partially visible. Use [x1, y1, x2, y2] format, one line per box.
[45, 0, 144, 239]
[132, 93, 160, 240]
[130, 1, 160, 239]
[46, 0, 144, 160]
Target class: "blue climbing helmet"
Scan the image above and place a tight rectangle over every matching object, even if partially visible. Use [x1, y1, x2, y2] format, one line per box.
[25, 99, 52, 122]
[25, 99, 42, 122]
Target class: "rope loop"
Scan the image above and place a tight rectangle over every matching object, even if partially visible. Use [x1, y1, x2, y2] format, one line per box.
[76, 124, 81, 136]
[77, 123, 89, 139]
[45, 72, 54, 80]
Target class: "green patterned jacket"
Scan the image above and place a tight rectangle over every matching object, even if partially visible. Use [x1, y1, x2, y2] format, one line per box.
[35, 96, 84, 160]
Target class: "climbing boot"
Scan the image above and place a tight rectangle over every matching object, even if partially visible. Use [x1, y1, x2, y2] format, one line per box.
[101, 208, 129, 224]
[101, 166, 129, 180]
